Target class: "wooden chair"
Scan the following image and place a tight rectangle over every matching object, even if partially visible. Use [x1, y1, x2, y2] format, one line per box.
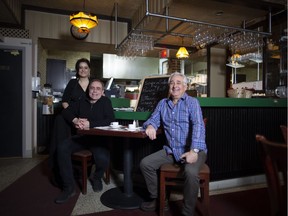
[256, 134, 287, 216]
[159, 118, 210, 216]
[159, 163, 210, 216]
[72, 150, 110, 194]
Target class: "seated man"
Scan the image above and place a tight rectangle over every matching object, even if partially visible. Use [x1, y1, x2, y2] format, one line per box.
[140, 72, 207, 216]
[55, 79, 115, 204]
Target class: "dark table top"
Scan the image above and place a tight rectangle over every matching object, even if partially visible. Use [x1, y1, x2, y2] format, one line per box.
[77, 126, 145, 138]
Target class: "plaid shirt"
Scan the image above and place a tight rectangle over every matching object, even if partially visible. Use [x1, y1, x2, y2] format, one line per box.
[143, 93, 207, 162]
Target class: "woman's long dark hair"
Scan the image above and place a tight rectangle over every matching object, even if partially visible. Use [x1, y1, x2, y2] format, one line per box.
[75, 58, 91, 78]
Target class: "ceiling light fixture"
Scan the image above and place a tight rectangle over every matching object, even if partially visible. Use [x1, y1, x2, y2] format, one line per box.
[176, 37, 189, 58]
[70, 0, 98, 33]
[176, 47, 189, 58]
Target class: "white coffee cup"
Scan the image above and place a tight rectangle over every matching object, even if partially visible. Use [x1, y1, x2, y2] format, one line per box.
[111, 122, 119, 127]
[128, 124, 136, 130]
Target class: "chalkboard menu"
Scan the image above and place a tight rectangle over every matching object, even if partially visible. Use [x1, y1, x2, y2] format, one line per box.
[136, 75, 170, 112]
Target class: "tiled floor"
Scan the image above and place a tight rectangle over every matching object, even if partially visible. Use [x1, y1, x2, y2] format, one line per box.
[0, 155, 47, 192]
[0, 154, 117, 215]
[0, 155, 267, 215]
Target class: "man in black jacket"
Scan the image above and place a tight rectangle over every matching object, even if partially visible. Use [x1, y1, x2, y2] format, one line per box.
[55, 79, 115, 204]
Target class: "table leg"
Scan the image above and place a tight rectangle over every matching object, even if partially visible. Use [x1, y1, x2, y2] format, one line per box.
[100, 138, 143, 209]
[123, 139, 133, 196]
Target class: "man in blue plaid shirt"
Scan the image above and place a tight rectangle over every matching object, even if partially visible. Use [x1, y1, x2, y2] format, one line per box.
[140, 72, 207, 216]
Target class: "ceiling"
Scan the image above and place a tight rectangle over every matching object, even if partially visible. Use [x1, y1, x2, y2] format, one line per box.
[1, 0, 287, 58]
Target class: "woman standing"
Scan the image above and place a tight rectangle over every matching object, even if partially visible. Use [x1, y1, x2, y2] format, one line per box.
[49, 58, 91, 188]
[61, 58, 90, 109]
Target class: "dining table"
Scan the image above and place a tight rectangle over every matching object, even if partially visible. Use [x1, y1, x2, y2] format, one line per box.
[77, 125, 161, 209]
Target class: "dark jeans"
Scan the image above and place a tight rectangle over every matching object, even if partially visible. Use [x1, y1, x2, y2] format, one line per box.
[140, 149, 207, 216]
[49, 114, 75, 168]
[57, 134, 110, 189]
[49, 114, 75, 187]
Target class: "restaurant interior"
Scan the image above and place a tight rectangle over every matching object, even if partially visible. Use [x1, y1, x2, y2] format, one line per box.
[0, 0, 287, 215]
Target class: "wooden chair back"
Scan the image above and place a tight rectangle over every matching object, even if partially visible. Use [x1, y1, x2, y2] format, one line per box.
[256, 134, 287, 216]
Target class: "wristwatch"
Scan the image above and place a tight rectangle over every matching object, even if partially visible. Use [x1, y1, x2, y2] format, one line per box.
[193, 149, 200, 153]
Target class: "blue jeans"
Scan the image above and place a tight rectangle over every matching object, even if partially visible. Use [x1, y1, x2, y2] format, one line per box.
[57, 135, 110, 189]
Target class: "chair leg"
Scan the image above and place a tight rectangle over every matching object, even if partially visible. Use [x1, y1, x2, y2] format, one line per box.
[198, 179, 209, 216]
[203, 179, 210, 216]
[81, 158, 88, 195]
[104, 167, 110, 184]
[159, 171, 166, 216]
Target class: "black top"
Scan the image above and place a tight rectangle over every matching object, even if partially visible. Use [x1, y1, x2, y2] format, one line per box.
[62, 96, 115, 128]
[62, 79, 87, 105]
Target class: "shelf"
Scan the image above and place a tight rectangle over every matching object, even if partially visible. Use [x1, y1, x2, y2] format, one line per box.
[249, 58, 262, 63]
[226, 63, 245, 68]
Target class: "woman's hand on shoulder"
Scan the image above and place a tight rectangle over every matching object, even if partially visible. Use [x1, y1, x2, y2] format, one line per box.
[62, 102, 69, 109]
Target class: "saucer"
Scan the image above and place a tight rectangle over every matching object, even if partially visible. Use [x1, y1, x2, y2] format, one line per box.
[126, 128, 137, 131]
[110, 125, 122, 129]
[125, 127, 141, 132]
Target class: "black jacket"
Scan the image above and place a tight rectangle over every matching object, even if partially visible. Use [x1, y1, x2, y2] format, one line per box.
[62, 96, 115, 128]
[62, 79, 87, 104]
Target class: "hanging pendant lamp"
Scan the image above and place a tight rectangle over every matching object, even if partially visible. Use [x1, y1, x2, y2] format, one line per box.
[176, 47, 189, 58]
[70, 0, 98, 33]
[176, 37, 189, 58]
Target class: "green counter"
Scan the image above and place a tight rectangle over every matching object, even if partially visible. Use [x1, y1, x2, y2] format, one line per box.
[197, 97, 287, 107]
[114, 111, 151, 120]
[111, 97, 287, 120]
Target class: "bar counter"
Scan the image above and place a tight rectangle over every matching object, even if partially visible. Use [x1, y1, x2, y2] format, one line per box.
[111, 97, 287, 181]
[112, 97, 287, 120]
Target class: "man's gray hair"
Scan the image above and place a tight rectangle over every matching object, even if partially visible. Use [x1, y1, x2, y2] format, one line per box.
[168, 72, 188, 84]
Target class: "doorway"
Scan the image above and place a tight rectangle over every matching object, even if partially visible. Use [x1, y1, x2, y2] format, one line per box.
[0, 48, 23, 157]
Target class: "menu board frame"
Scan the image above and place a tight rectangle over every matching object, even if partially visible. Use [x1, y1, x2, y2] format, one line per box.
[135, 75, 170, 112]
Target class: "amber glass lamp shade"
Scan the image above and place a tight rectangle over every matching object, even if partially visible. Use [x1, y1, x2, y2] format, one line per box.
[176, 46, 189, 58]
[70, 12, 98, 33]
